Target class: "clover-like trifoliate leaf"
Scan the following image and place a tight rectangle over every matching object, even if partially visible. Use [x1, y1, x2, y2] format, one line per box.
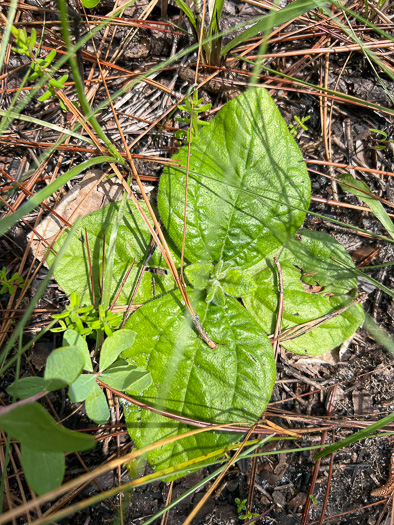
[122, 290, 275, 471]
[48, 201, 178, 307]
[244, 240, 364, 356]
[158, 88, 310, 270]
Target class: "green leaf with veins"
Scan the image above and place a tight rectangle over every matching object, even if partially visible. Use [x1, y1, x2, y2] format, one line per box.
[99, 329, 136, 371]
[69, 374, 98, 403]
[244, 233, 364, 355]
[246, 229, 359, 294]
[7, 377, 48, 399]
[158, 88, 310, 269]
[0, 403, 96, 452]
[63, 329, 93, 371]
[122, 289, 275, 472]
[48, 201, 178, 306]
[44, 346, 85, 391]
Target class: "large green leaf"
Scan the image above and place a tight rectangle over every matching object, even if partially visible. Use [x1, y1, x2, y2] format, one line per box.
[158, 88, 310, 269]
[48, 201, 177, 306]
[122, 290, 275, 470]
[21, 445, 65, 495]
[244, 232, 365, 355]
[246, 229, 359, 294]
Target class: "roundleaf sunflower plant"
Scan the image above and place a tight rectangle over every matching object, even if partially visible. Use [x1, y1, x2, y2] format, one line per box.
[49, 88, 364, 475]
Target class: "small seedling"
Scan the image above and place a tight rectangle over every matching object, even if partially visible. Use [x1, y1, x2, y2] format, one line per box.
[175, 87, 212, 143]
[235, 498, 259, 522]
[289, 114, 310, 137]
[0, 266, 24, 295]
[11, 26, 69, 111]
[369, 128, 394, 150]
[8, 328, 152, 426]
[310, 494, 318, 505]
[67, 329, 152, 424]
[51, 292, 122, 337]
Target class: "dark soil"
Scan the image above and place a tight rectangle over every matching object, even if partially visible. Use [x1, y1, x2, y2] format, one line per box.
[1, 0, 394, 523]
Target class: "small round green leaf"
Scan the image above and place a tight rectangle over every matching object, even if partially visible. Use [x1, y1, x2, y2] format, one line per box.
[44, 346, 84, 390]
[101, 360, 152, 391]
[99, 329, 136, 371]
[81, 0, 101, 7]
[85, 385, 110, 425]
[63, 329, 93, 372]
[69, 374, 98, 403]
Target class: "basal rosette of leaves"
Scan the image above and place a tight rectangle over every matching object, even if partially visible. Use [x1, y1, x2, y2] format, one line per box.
[49, 88, 364, 474]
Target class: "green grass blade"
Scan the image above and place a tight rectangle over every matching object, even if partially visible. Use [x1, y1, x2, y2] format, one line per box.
[101, 191, 128, 309]
[209, 0, 225, 36]
[332, 257, 394, 299]
[0, 110, 94, 144]
[315, 411, 394, 460]
[173, 0, 197, 31]
[364, 314, 394, 357]
[338, 174, 394, 240]
[0, 0, 18, 73]
[0, 156, 114, 238]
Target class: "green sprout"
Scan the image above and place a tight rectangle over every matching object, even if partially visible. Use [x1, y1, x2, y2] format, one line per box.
[0, 267, 24, 295]
[11, 26, 69, 111]
[51, 292, 122, 338]
[289, 114, 310, 137]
